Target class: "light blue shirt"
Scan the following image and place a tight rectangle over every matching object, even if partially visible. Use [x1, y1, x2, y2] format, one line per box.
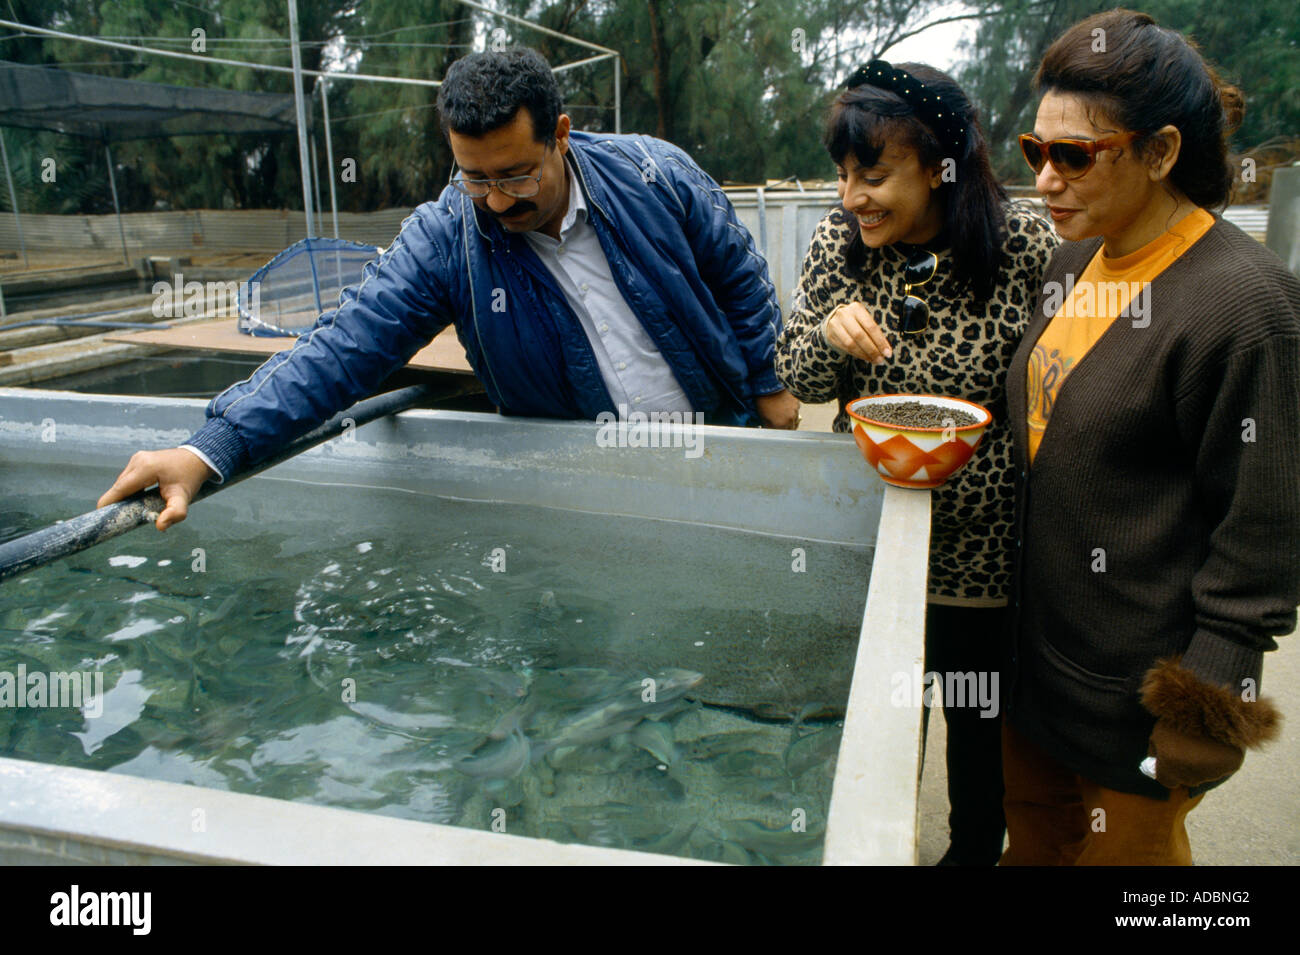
[523, 161, 694, 415]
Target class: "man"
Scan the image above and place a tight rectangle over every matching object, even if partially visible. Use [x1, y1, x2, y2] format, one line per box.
[98, 48, 798, 528]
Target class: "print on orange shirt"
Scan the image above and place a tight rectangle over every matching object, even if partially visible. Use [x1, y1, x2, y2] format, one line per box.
[1025, 343, 1074, 447]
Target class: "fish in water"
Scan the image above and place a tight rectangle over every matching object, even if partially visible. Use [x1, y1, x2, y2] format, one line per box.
[535, 668, 703, 757]
[348, 700, 455, 735]
[537, 717, 641, 759]
[458, 668, 701, 777]
[716, 818, 824, 856]
[459, 665, 530, 701]
[543, 740, 642, 776]
[719, 842, 753, 866]
[456, 726, 531, 779]
[533, 667, 622, 701]
[792, 701, 837, 726]
[783, 725, 843, 778]
[682, 729, 773, 761]
[196, 592, 247, 629]
[630, 720, 677, 766]
[488, 701, 534, 740]
[708, 750, 786, 777]
[641, 668, 704, 703]
[634, 822, 697, 857]
[536, 589, 562, 623]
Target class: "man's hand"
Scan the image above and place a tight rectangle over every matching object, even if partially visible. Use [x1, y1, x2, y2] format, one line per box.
[97, 448, 216, 531]
[756, 389, 801, 430]
[824, 302, 893, 365]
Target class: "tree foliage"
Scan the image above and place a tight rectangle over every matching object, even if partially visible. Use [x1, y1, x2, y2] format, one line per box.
[1, 1, 1295, 217]
[957, 0, 1300, 182]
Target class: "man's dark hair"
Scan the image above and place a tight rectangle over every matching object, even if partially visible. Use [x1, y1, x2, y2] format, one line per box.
[436, 48, 562, 144]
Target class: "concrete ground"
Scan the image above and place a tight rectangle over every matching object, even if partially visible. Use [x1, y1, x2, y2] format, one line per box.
[797, 399, 1300, 866]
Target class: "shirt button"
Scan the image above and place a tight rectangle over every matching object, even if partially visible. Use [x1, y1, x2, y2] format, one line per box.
[600, 323, 609, 333]
[580, 283, 590, 292]
[617, 362, 627, 371]
[634, 395, 643, 403]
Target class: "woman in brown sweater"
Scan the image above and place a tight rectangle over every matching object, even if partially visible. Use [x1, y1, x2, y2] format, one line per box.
[1003, 9, 1300, 865]
[776, 62, 1057, 865]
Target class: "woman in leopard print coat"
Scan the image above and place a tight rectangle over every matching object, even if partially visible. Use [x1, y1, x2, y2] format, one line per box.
[776, 61, 1058, 865]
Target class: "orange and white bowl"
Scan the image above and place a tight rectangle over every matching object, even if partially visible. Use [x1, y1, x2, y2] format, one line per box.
[846, 394, 992, 489]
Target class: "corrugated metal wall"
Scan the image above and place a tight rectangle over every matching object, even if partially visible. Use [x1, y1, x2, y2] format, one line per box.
[730, 189, 839, 311]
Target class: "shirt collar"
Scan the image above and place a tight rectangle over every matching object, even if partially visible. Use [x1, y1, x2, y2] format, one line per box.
[516, 154, 586, 248]
[557, 154, 587, 238]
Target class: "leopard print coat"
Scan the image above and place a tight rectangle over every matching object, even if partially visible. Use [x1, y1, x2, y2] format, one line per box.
[776, 202, 1058, 606]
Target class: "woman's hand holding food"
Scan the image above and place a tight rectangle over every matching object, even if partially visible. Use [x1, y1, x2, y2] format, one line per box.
[823, 302, 894, 365]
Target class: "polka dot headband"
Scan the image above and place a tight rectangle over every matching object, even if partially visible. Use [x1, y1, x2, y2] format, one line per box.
[844, 59, 968, 155]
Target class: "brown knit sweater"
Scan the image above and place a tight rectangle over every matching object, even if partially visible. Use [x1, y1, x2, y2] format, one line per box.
[776, 202, 1058, 605]
[1005, 214, 1300, 797]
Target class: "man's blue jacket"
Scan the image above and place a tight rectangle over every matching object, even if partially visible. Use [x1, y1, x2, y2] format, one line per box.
[187, 130, 784, 480]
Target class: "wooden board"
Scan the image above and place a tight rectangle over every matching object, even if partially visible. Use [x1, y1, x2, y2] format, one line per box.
[105, 318, 474, 375]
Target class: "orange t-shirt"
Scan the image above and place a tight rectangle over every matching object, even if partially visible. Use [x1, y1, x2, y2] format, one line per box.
[1026, 209, 1215, 462]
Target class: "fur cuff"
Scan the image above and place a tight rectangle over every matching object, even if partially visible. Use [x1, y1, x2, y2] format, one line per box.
[1140, 656, 1281, 750]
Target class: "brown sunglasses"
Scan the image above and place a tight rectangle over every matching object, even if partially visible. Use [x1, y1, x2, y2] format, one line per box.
[1018, 130, 1144, 181]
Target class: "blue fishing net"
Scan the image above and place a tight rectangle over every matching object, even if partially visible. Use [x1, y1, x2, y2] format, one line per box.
[238, 237, 381, 337]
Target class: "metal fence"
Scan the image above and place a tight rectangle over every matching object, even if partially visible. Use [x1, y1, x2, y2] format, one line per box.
[0, 197, 1276, 307]
[0, 208, 409, 255]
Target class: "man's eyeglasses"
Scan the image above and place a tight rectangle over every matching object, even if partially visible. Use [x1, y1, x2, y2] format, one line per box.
[1017, 131, 1143, 181]
[891, 251, 937, 336]
[449, 146, 553, 199]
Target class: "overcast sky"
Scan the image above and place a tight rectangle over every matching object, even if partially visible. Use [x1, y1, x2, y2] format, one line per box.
[879, 3, 976, 74]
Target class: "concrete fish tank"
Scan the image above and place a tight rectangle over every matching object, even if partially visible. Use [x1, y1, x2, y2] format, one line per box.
[0, 388, 930, 865]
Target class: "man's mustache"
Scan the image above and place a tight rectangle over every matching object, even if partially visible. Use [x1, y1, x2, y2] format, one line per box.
[491, 201, 536, 220]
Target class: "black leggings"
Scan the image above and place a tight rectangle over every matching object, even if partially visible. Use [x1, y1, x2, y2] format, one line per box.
[922, 602, 1007, 865]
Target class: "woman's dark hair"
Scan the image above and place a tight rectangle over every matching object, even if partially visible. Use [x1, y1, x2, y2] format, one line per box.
[1035, 9, 1245, 209]
[437, 48, 563, 144]
[824, 62, 1007, 302]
